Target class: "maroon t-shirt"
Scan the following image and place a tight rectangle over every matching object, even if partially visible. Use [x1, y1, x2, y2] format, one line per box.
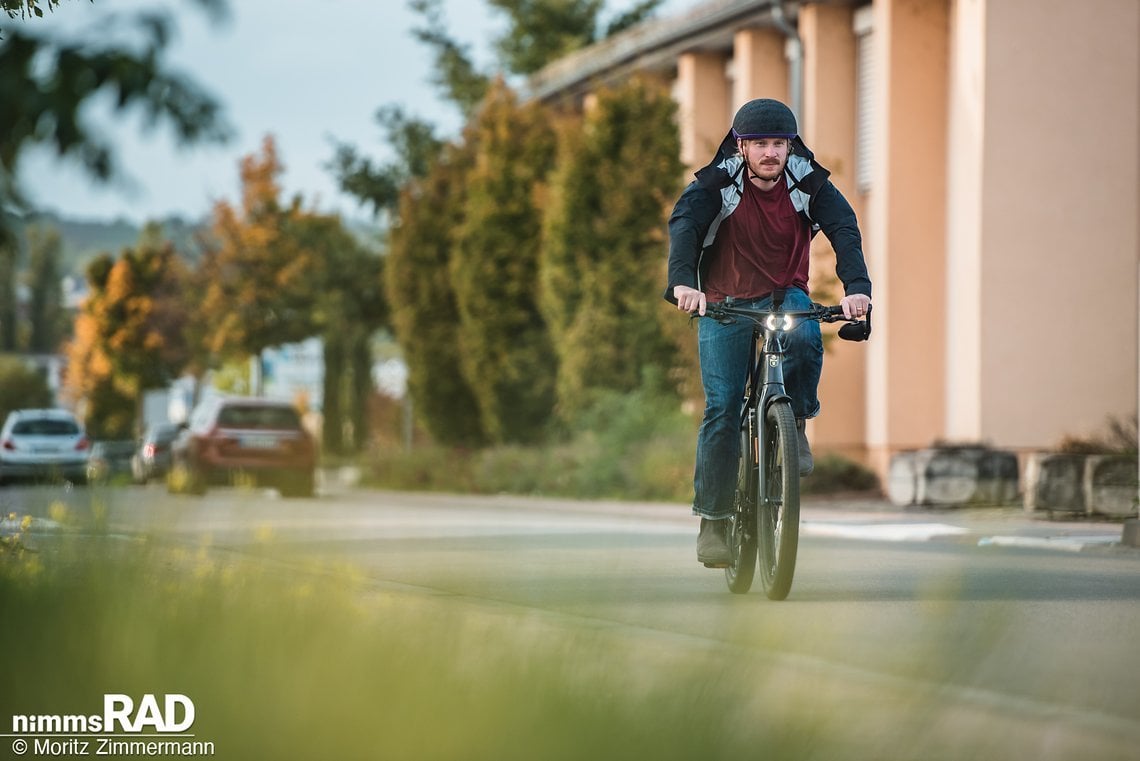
[703, 178, 812, 302]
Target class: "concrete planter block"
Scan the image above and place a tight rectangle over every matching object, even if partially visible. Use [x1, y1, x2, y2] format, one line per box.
[913, 449, 971, 506]
[886, 450, 919, 506]
[1083, 455, 1138, 518]
[888, 446, 1020, 508]
[1123, 520, 1140, 547]
[913, 446, 1018, 507]
[1024, 453, 1086, 515]
[972, 448, 1020, 505]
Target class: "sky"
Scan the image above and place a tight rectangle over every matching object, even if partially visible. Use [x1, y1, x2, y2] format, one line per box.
[15, 0, 697, 226]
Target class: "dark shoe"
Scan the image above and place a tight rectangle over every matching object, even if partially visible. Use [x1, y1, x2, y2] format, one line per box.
[697, 518, 731, 568]
[796, 418, 814, 476]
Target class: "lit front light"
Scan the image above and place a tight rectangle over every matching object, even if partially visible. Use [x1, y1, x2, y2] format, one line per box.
[765, 315, 796, 331]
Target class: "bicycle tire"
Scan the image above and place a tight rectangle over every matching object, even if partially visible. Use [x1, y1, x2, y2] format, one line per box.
[725, 410, 758, 593]
[757, 400, 800, 600]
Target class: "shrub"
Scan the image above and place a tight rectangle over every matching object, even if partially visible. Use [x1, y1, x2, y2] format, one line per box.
[1056, 414, 1138, 456]
[801, 453, 881, 495]
[0, 356, 53, 423]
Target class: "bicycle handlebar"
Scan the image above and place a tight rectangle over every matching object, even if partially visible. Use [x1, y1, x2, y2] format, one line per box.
[702, 299, 872, 342]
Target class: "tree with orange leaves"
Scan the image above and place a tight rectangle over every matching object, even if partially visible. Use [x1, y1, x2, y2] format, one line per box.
[197, 136, 320, 365]
[63, 241, 193, 438]
[197, 135, 387, 452]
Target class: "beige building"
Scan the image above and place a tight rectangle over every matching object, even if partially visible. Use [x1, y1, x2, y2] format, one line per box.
[530, 0, 1140, 476]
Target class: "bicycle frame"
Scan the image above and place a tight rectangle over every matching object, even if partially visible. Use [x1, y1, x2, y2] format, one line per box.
[715, 294, 825, 505]
[746, 310, 792, 501]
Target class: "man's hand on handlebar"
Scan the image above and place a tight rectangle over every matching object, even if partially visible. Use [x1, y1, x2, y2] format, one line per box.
[840, 293, 871, 320]
[674, 285, 707, 316]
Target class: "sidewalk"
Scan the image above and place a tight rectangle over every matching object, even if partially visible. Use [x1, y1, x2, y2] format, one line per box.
[800, 493, 1138, 554]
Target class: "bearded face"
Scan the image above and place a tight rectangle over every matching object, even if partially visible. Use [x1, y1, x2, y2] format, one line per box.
[738, 137, 789, 183]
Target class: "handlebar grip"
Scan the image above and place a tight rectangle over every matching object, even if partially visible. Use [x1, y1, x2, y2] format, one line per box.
[838, 304, 872, 341]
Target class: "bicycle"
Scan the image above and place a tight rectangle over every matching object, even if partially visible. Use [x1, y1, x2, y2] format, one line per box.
[703, 290, 871, 600]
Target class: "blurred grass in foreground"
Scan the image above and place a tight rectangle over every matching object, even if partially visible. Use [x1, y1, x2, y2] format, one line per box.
[0, 531, 830, 761]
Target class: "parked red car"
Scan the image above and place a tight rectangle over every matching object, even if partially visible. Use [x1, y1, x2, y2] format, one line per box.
[169, 397, 317, 498]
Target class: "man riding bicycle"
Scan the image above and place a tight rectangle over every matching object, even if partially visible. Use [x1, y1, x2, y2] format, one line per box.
[664, 98, 873, 568]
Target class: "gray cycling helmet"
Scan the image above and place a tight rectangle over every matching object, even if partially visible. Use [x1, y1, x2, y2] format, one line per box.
[731, 98, 797, 139]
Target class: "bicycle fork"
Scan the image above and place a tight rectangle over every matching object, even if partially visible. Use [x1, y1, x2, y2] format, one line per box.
[754, 327, 792, 501]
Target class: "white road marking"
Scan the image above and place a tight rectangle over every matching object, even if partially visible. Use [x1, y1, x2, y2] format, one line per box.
[802, 521, 970, 542]
[977, 535, 1121, 552]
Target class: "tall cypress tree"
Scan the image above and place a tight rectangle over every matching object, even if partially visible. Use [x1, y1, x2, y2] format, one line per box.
[540, 77, 684, 417]
[451, 81, 559, 444]
[25, 224, 64, 353]
[386, 142, 486, 447]
[0, 231, 17, 351]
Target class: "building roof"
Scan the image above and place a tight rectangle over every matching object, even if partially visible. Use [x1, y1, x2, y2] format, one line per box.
[525, 0, 793, 103]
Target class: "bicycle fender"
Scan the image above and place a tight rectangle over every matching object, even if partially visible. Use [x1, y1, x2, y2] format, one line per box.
[762, 393, 793, 415]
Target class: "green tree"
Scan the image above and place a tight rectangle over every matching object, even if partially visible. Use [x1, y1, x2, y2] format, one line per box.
[352, 0, 663, 206]
[488, 0, 603, 76]
[328, 105, 444, 220]
[487, 0, 663, 75]
[0, 356, 53, 424]
[0, 234, 16, 350]
[451, 81, 558, 443]
[292, 212, 388, 456]
[409, 0, 664, 88]
[0, 0, 230, 242]
[386, 143, 485, 447]
[408, 0, 491, 118]
[540, 77, 683, 417]
[334, 0, 674, 447]
[200, 136, 391, 453]
[24, 224, 65, 353]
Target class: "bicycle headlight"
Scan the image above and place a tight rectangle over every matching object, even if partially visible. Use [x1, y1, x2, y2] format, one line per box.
[766, 314, 795, 331]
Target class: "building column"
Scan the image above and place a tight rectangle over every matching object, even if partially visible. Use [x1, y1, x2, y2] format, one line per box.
[798, 3, 866, 458]
[865, 0, 950, 472]
[943, 0, 985, 442]
[731, 27, 787, 109]
[675, 51, 731, 174]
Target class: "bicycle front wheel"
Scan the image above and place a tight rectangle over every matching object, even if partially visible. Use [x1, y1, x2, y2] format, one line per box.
[725, 409, 758, 594]
[756, 400, 800, 600]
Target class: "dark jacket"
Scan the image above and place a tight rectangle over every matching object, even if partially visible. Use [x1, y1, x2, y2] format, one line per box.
[664, 131, 872, 303]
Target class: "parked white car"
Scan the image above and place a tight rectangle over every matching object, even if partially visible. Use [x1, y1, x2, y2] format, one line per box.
[0, 409, 90, 485]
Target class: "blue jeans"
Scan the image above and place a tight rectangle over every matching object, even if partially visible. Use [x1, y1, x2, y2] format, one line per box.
[693, 288, 823, 519]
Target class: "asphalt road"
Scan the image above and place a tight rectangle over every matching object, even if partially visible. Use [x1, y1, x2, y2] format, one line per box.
[4, 483, 1139, 760]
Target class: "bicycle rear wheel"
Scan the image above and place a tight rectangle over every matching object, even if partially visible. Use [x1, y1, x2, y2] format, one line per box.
[757, 400, 800, 600]
[725, 409, 758, 594]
